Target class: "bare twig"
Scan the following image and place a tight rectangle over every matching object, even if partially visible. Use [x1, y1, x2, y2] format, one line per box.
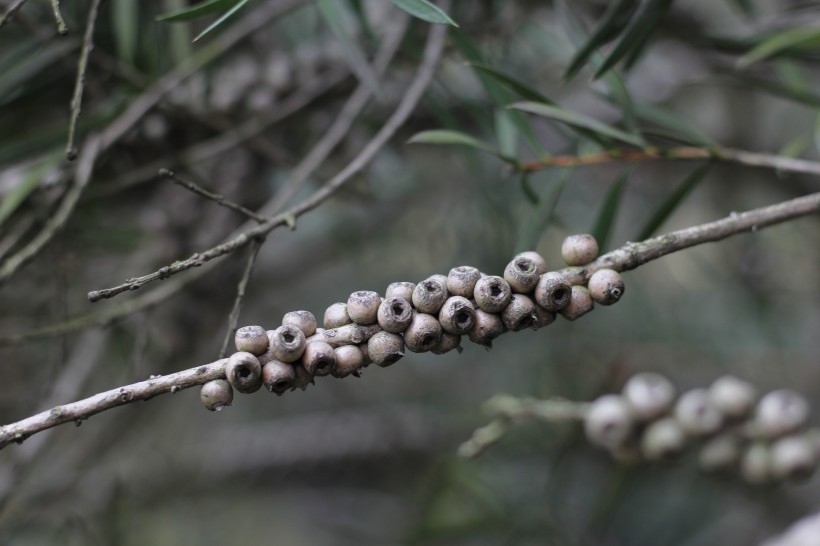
[65, 0, 101, 161]
[2, 191, 819, 450]
[218, 237, 263, 358]
[160, 169, 266, 223]
[0, 0, 27, 31]
[49, 0, 67, 35]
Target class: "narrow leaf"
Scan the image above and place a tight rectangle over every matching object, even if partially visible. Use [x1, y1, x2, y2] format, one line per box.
[495, 108, 518, 158]
[112, 0, 139, 65]
[738, 26, 820, 68]
[407, 129, 498, 155]
[390, 0, 458, 27]
[192, 0, 250, 42]
[0, 41, 78, 102]
[602, 72, 645, 145]
[510, 101, 644, 147]
[0, 154, 62, 229]
[516, 169, 572, 253]
[157, 0, 240, 22]
[565, 0, 634, 79]
[590, 169, 629, 251]
[469, 63, 554, 104]
[631, 102, 715, 146]
[519, 173, 539, 205]
[317, 0, 380, 94]
[636, 165, 711, 240]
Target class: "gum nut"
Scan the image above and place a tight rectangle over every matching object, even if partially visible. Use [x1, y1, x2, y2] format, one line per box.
[501, 294, 537, 331]
[699, 434, 741, 472]
[641, 418, 687, 461]
[347, 290, 381, 325]
[331, 345, 365, 378]
[367, 331, 405, 367]
[559, 286, 594, 321]
[385, 281, 415, 302]
[403, 312, 442, 353]
[584, 394, 635, 451]
[446, 266, 481, 298]
[534, 272, 571, 311]
[377, 296, 413, 333]
[270, 324, 307, 363]
[561, 234, 599, 266]
[674, 389, 723, 436]
[200, 379, 233, 411]
[323, 302, 351, 329]
[473, 275, 512, 313]
[503, 256, 540, 293]
[262, 360, 295, 395]
[282, 310, 317, 337]
[708, 375, 757, 419]
[225, 351, 262, 394]
[514, 251, 547, 275]
[770, 435, 818, 481]
[622, 372, 676, 421]
[438, 296, 476, 335]
[755, 389, 809, 438]
[234, 325, 268, 355]
[588, 269, 625, 306]
[412, 277, 449, 314]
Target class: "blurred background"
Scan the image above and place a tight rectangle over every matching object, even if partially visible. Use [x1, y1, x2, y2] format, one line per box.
[0, 0, 819, 544]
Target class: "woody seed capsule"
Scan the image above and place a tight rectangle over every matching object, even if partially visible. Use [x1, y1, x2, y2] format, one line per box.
[699, 434, 741, 472]
[503, 256, 540, 294]
[446, 266, 481, 298]
[674, 389, 723, 436]
[377, 296, 413, 333]
[412, 277, 449, 314]
[282, 310, 317, 338]
[588, 269, 625, 306]
[584, 394, 635, 451]
[514, 251, 547, 275]
[403, 312, 442, 353]
[708, 375, 757, 419]
[226, 351, 263, 394]
[741, 443, 771, 484]
[358, 343, 372, 366]
[534, 272, 571, 311]
[302, 341, 336, 376]
[234, 325, 268, 355]
[438, 296, 476, 335]
[385, 281, 415, 302]
[262, 360, 296, 395]
[559, 285, 594, 321]
[432, 332, 462, 355]
[561, 234, 599, 266]
[200, 379, 233, 411]
[468, 309, 505, 348]
[641, 417, 687, 461]
[532, 305, 556, 329]
[324, 302, 351, 329]
[770, 435, 818, 481]
[347, 290, 381, 325]
[269, 324, 307, 363]
[367, 331, 405, 367]
[755, 389, 809, 438]
[501, 294, 538, 331]
[473, 275, 512, 313]
[332, 345, 365, 378]
[623, 372, 676, 421]
[291, 361, 314, 391]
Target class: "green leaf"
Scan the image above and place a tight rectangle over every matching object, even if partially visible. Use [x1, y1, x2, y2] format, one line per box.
[0, 153, 62, 229]
[510, 101, 644, 147]
[0, 41, 78, 102]
[193, 0, 251, 42]
[468, 63, 554, 104]
[738, 26, 820, 68]
[602, 72, 645, 146]
[156, 0, 241, 22]
[407, 129, 514, 161]
[636, 165, 711, 240]
[594, 0, 673, 79]
[519, 173, 539, 206]
[389, 0, 458, 27]
[317, 0, 380, 95]
[631, 102, 715, 146]
[590, 169, 629, 251]
[112, 0, 139, 65]
[516, 169, 572, 253]
[565, 0, 634, 79]
[495, 108, 518, 158]
[349, 0, 376, 42]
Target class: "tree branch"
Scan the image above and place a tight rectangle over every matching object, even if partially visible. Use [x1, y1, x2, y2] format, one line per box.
[65, 0, 101, 160]
[0, 0, 27, 31]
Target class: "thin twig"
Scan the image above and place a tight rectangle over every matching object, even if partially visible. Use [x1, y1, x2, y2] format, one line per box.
[65, 0, 101, 161]
[3, 191, 819, 450]
[160, 169, 266, 223]
[88, 18, 446, 302]
[0, 0, 27, 31]
[218, 237, 263, 358]
[49, 0, 67, 34]
[517, 146, 820, 177]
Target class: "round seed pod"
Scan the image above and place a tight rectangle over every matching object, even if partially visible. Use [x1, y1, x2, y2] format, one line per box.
[641, 417, 687, 461]
[473, 275, 512, 313]
[226, 351, 263, 394]
[438, 296, 476, 335]
[200, 379, 233, 411]
[282, 310, 317, 338]
[447, 266, 481, 298]
[585, 394, 635, 451]
[347, 290, 381, 325]
[559, 285, 594, 321]
[501, 294, 538, 331]
[514, 251, 547, 275]
[468, 309, 505, 348]
[770, 435, 817, 481]
[358, 343, 372, 366]
[755, 389, 809, 439]
[708, 375, 757, 419]
[561, 234, 599, 266]
[323, 302, 351, 329]
[262, 360, 295, 395]
[534, 272, 571, 311]
[532, 305, 556, 330]
[403, 312, 442, 353]
[432, 332, 462, 355]
[588, 269, 625, 306]
[377, 296, 413, 333]
[302, 341, 336, 376]
[741, 443, 771, 484]
[367, 331, 405, 367]
[385, 281, 415, 302]
[622, 372, 676, 421]
[699, 434, 741, 472]
[234, 325, 268, 356]
[269, 325, 307, 363]
[503, 256, 540, 294]
[332, 345, 365, 378]
[674, 389, 723, 436]
[291, 361, 314, 391]
[412, 277, 449, 314]
[430, 274, 448, 287]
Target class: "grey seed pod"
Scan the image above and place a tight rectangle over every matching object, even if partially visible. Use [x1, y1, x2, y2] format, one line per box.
[641, 417, 687, 461]
[561, 233, 599, 266]
[755, 389, 809, 438]
[473, 275, 512, 313]
[332, 345, 365, 378]
[438, 296, 476, 335]
[585, 394, 635, 451]
[262, 360, 296, 395]
[412, 277, 449, 314]
[468, 309, 505, 348]
[708, 375, 757, 419]
[323, 302, 351, 329]
[302, 341, 336, 376]
[367, 331, 405, 367]
[430, 274, 448, 287]
[432, 332, 462, 355]
[503, 256, 540, 294]
[226, 351, 263, 394]
[377, 296, 413, 333]
[514, 251, 547, 275]
[347, 290, 381, 325]
[674, 389, 723, 436]
[623, 372, 676, 421]
[385, 281, 416, 302]
[282, 310, 317, 338]
[770, 435, 817, 481]
[532, 305, 556, 330]
[501, 294, 538, 331]
[269, 324, 307, 363]
[200, 379, 233, 411]
[234, 325, 268, 355]
[447, 266, 481, 298]
[358, 343, 372, 366]
[559, 285, 594, 321]
[588, 269, 625, 306]
[741, 443, 771, 484]
[291, 361, 314, 391]
[534, 272, 571, 311]
[403, 312, 443, 353]
[699, 434, 741, 472]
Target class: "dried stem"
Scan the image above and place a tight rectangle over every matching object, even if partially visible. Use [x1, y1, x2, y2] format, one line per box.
[0, 0, 27, 31]
[65, 0, 101, 160]
[1, 191, 818, 450]
[160, 169, 266, 223]
[218, 237, 264, 358]
[49, 0, 67, 35]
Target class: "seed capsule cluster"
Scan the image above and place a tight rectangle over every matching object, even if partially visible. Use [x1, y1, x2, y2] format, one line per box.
[585, 373, 820, 484]
[200, 236, 625, 411]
